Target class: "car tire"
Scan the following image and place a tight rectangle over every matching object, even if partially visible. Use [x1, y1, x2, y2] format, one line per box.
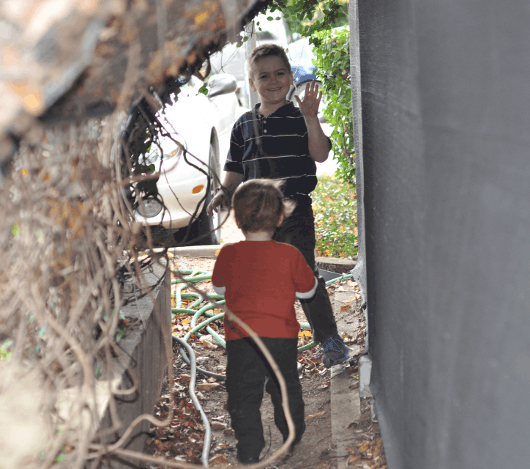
[173, 137, 221, 246]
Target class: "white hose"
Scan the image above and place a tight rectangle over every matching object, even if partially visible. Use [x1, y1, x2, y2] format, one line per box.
[172, 336, 212, 467]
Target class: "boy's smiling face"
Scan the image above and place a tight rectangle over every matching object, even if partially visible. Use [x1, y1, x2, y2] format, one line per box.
[249, 56, 293, 114]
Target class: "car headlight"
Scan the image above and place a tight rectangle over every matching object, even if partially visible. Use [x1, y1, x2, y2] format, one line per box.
[137, 197, 163, 218]
[143, 133, 186, 165]
[166, 145, 183, 159]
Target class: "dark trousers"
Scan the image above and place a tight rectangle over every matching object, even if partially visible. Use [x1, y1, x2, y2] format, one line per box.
[273, 196, 338, 343]
[226, 337, 305, 461]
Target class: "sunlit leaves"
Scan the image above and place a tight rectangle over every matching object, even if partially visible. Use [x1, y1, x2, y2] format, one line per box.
[313, 175, 357, 258]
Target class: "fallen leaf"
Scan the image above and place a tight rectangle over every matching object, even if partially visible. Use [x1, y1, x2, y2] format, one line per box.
[211, 421, 226, 430]
[341, 304, 353, 312]
[197, 382, 220, 390]
[305, 411, 326, 420]
[209, 453, 227, 466]
[341, 297, 356, 303]
[179, 374, 191, 382]
[200, 335, 218, 349]
[298, 330, 312, 337]
[154, 439, 172, 451]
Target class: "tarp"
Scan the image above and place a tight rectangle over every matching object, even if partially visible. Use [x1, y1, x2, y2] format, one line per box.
[350, 0, 530, 467]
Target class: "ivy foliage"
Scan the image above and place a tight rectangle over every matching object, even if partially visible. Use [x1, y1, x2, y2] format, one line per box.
[269, 0, 354, 183]
[271, 0, 348, 37]
[312, 27, 354, 182]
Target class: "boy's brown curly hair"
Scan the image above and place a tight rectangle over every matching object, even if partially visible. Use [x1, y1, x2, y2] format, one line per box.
[233, 179, 295, 233]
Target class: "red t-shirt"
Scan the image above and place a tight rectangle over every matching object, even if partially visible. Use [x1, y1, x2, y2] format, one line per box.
[212, 240, 317, 340]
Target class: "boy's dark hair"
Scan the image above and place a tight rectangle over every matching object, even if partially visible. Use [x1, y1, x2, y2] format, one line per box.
[233, 179, 295, 233]
[247, 44, 291, 78]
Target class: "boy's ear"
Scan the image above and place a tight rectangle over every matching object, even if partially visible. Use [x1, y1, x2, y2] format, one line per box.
[290, 72, 294, 85]
[248, 77, 256, 92]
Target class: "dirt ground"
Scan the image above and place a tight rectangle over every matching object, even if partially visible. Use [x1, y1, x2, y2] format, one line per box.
[142, 255, 387, 468]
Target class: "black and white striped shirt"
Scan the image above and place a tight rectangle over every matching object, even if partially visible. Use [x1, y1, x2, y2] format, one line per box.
[224, 101, 330, 198]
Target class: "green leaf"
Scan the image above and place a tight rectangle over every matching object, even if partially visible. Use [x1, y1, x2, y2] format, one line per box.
[149, 164, 155, 174]
[197, 82, 208, 96]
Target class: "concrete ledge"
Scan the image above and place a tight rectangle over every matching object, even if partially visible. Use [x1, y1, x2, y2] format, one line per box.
[169, 245, 220, 258]
[330, 283, 361, 468]
[331, 369, 361, 469]
[316, 256, 356, 274]
[91, 262, 171, 468]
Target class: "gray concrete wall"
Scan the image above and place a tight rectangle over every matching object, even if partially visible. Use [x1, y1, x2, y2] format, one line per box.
[350, 1, 530, 467]
[94, 263, 171, 468]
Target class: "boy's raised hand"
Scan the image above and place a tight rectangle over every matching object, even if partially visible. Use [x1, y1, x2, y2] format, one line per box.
[294, 80, 322, 119]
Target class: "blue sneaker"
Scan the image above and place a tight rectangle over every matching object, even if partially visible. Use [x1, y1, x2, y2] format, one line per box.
[316, 333, 350, 368]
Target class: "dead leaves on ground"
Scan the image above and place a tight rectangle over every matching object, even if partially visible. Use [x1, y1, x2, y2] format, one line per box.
[146, 394, 232, 466]
[346, 436, 386, 468]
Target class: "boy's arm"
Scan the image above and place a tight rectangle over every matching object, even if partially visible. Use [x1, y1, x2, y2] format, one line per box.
[294, 81, 331, 163]
[296, 276, 318, 299]
[207, 118, 245, 216]
[291, 248, 319, 299]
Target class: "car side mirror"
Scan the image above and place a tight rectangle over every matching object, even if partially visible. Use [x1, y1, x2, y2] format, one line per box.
[207, 74, 237, 99]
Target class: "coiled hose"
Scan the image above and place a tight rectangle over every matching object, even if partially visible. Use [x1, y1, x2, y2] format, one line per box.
[171, 269, 353, 380]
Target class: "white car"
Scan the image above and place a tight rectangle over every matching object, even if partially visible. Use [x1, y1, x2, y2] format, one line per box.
[135, 73, 239, 246]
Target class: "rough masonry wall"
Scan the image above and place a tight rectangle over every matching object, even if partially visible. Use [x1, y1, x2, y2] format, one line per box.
[351, 1, 530, 467]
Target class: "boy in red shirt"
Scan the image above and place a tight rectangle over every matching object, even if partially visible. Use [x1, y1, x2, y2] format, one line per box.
[212, 179, 317, 464]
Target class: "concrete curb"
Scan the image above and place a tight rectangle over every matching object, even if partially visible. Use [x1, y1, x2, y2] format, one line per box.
[168, 245, 221, 258]
[330, 284, 361, 469]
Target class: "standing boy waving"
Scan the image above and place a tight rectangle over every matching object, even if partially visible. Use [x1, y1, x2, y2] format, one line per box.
[207, 44, 349, 368]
